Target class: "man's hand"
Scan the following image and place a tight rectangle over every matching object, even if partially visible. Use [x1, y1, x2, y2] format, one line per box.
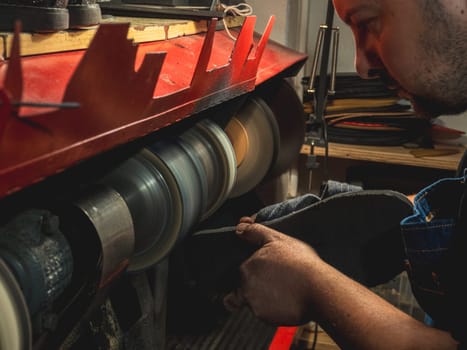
[222, 217, 459, 350]
[223, 216, 319, 326]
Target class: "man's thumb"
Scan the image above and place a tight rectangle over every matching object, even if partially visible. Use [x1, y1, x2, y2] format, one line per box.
[235, 222, 278, 246]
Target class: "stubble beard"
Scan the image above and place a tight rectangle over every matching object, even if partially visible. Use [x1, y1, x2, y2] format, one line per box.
[411, 1, 467, 119]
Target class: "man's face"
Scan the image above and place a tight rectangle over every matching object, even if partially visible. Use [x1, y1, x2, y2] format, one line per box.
[333, 0, 467, 118]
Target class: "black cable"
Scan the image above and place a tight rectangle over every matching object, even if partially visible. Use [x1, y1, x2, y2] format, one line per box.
[310, 322, 319, 350]
[319, 0, 335, 183]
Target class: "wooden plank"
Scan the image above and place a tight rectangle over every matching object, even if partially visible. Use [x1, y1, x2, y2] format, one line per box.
[292, 324, 340, 350]
[0, 15, 243, 58]
[301, 143, 465, 171]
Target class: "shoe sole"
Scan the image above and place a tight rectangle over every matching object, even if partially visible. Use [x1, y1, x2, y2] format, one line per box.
[186, 190, 413, 295]
[68, 3, 101, 29]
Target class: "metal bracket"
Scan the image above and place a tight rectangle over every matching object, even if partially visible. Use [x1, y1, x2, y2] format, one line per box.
[307, 25, 340, 97]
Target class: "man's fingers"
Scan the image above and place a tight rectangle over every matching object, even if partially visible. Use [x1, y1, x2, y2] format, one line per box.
[239, 216, 255, 224]
[235, 222, 284, 246]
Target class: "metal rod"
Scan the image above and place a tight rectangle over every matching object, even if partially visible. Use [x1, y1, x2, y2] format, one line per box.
[328, 28, 340, 95]
[11, 101, 80, 109]
[313, 0, 335, 123]
[307, 25, 326, 94]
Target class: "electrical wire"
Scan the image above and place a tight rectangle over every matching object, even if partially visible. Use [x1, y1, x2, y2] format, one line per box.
[310, 321, 319, 350]
[220, 2, 254, 40]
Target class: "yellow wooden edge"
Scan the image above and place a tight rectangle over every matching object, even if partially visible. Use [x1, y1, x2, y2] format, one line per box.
[0, 15, 244, 58]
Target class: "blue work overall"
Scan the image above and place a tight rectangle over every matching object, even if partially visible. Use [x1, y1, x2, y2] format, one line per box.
[401, 172, 467, 345]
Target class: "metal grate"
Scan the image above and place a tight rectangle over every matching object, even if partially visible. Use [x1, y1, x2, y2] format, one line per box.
[166, 307, 277, 350]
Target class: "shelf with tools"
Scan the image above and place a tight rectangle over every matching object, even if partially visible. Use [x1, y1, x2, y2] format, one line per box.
[0, 15, 308, 199]
[301, 143, 465, 171]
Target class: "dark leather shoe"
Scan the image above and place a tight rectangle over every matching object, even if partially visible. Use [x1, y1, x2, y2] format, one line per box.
[67, 0, 101, 29]
[0, 0, 69, 32]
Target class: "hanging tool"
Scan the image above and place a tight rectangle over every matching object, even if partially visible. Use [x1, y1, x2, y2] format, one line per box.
[305, 0, 340, 187]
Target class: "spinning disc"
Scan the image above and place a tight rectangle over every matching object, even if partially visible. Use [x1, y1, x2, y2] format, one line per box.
[179, 127, 218, 218]
[225, 97, 277, 198]
[149, 139, 205, 240]
[194, 119, 237, 219]
[256, 79, 306, 179]
[102, 149, 182, 272]
[176, 130, 210, 218]
[134, 150, 183, 270]
[0, 258, 32, 350]
[222, 117, 248, 167]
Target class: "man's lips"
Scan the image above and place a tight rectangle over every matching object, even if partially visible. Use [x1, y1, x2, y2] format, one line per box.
[384, 82, 412, 100]
[387, 82, 411, 100]
[368, 71, 415, 102]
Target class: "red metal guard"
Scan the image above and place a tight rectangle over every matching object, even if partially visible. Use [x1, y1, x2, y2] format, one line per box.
[0, 16, 307, 198]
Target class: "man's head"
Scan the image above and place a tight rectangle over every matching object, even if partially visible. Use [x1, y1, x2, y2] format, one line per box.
[333, 0, 467, 118]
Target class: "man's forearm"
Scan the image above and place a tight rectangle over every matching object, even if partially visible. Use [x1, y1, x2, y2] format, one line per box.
[304, 257, 458, 350]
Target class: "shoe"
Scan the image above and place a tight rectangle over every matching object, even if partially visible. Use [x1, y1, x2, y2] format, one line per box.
[185, 190, 413, 296]
[67, 0, 101, 29]
[320, 179, 363, 199]
[0, 0, 69, 32]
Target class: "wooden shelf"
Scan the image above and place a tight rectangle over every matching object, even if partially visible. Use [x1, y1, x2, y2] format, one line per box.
[301, 143, 465, 171]
[0, 16, 244, 58]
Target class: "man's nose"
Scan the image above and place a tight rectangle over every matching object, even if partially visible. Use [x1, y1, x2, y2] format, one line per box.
[354, 47, 383, 79]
